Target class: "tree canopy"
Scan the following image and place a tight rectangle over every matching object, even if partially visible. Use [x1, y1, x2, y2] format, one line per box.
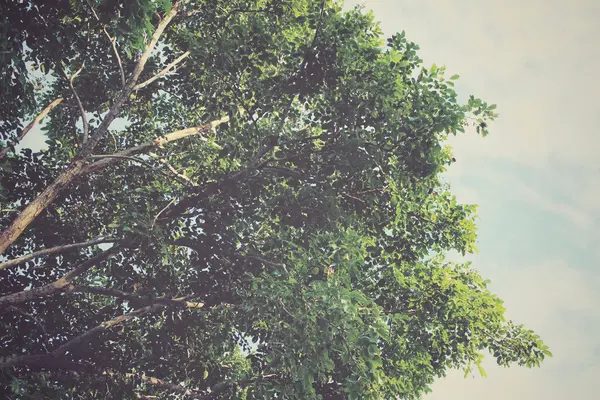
[0, 0, 550, 399]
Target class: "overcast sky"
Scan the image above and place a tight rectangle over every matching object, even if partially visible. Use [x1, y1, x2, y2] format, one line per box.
[345, 0, 600, 399]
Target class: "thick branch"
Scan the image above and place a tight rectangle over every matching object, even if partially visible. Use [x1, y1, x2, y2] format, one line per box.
[0, 245, 120, 308]
[0, 157, 84, 255]
[0, 236, 116, 271]
[133, 51, 191, 91]
[0, 98, 64, 159]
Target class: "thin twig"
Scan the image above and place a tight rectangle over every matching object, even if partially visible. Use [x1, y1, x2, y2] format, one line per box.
[152, 198, 177, 228]
[104, 27, 126, 87]
[0, 236, 116, 270]
[133, 51, 191, 91]
[88, 154, 187, 183]
[342, 192, 366, 203]
[85, 0, 125, 87]
[7, 306, 48, 338]
[149, 152, 197, 186]
[61, 63, 88, 144]
[71, 285, 205, 309]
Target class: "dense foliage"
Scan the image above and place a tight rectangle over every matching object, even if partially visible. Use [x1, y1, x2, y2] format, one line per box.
[0, 0, 550, 399]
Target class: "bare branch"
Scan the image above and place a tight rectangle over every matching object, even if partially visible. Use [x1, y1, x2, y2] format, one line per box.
[0, 236, 116, 270]
[0, 98, 64, 159]
[84, 0, 100, 20]
[133, 51, 191, 91]
[244, 255, 288, 274]
[0, 245, 120, 308]
[84, 116, 229, 174]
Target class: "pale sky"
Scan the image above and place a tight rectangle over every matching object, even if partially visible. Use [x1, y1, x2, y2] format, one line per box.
[346, 0, 600, 399]
[15, 1, 600, 398]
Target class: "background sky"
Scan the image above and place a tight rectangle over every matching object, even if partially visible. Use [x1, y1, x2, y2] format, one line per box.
[15, 1, 600, 398]
[345, 0, 600, 398]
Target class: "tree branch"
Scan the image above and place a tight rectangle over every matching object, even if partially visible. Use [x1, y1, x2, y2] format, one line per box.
[71, 285, 205, 309]
[260, 166, 305, 180]
[0, 295, 202, 369]
[84, 0, 125, 87]
[243, 255, 288, 274]
[61, 63, 88, 144]
[51, 295, 200, 357]
[88, 154, 182, 183]
[7, 305, 48, 340]
[133, 51, 191, 91]
[81, 0, 182, 156]
[0, 236, 116, 270]
[104, 27, 126, 87]
[149, 151, 197, 186]
[0, 245, 121, 308]
[83, 116, 229, 174]
[0, 98, 64, 159]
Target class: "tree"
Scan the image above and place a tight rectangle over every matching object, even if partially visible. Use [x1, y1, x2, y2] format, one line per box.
[0, 0, 550, 399]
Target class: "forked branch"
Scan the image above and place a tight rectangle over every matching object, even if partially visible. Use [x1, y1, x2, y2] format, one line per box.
[133, 51, 191, 91]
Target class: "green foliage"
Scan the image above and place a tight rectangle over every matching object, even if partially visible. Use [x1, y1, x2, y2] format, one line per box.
[1, 0, 544, 399]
